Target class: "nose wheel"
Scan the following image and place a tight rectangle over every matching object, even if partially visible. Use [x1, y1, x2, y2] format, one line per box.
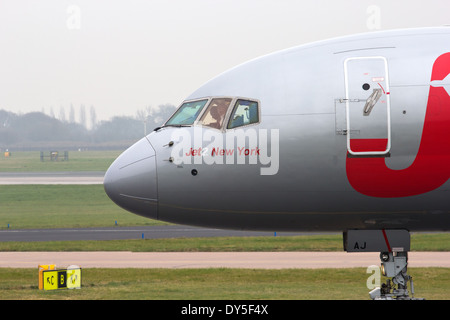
[344, 229, 424, 300]
[369, 251, 423, 300]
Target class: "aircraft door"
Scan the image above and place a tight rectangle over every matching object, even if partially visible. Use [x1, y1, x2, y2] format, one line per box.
[344, 56, 391, 156]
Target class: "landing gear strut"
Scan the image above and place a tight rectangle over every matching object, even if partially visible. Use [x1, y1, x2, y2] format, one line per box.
[344, 229, 424, 300]
[369, 251, 421, 300]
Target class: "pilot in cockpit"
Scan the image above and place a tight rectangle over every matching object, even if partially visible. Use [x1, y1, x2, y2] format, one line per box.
[208, 103, 228, 129]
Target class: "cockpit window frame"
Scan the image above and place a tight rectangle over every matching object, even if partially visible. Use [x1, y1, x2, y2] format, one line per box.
[196, 97, 234, 130]
[226, 98, 261, 130]
[163, 96, 261, 131]
[164, 98, 211, 127]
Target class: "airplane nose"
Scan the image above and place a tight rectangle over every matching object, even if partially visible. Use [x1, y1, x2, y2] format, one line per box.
[104, 137, 158, 219]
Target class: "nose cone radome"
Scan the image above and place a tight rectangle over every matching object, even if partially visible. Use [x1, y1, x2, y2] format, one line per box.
[104, 137, 158, 219]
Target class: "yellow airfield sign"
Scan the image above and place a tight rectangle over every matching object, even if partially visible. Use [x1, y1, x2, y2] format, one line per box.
[66, 267, 82, 289]
[42, 266, 81, 290]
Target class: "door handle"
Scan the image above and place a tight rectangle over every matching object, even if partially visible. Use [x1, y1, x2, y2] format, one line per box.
[363, 88, 382, 116]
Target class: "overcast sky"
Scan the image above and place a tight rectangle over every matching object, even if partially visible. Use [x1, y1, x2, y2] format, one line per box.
[1, 0, 449, 122]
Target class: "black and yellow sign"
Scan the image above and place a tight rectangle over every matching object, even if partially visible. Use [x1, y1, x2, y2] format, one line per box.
[66, 267, 82, 289]
[42, 267, 81, 290]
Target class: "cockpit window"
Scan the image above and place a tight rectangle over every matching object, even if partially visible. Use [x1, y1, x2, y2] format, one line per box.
[163, 97, 259, 130]
[199, 98, 232, 129]
[165, 99, 208, 126]
[227, 99, 259, 129]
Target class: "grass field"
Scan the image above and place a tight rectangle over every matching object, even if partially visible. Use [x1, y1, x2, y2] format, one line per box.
[0, 185, 166, 229]
[1, 233, 450, 252]
[0, 150, 122, 172]
[0, 267, 448, 300]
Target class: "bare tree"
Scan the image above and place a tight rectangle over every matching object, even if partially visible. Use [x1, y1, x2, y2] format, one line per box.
[59, 105, 66, 122]
[136, 106, 153, 136]
[79, 104, 86, 128]
[136, 104, 176, 134]
[69, 104, 75, 123]
[49, 106, 55, 118]
[90, 105, 97, 130]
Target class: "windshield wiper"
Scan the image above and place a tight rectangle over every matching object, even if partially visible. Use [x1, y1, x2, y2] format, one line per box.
[154, 124, 191, 131]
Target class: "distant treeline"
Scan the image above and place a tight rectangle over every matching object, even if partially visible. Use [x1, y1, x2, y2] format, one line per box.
[0, 104, 176, 150]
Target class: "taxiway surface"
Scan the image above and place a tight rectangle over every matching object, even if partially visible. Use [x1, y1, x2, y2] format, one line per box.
[0, 171, 104, 184]
[0, 225, 307, 242]
[1, 251, 450, 269]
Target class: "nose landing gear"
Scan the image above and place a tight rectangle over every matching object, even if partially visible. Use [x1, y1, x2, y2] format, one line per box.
[369, 251, 423, 300]
[344, 229, 424, 300]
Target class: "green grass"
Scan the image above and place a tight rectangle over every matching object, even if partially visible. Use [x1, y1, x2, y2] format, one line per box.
[0, 185, 167, 229]
[0, 267, 447, 300]
[0, 235, 343, 252]
[0, 233, 450, 252]
[0, 150, 122, 172]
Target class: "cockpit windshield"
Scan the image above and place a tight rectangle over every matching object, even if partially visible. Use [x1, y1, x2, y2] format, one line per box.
[163, 97, 260, 130]
[199, 98, 232, 129]
[165, 99, 208, 126]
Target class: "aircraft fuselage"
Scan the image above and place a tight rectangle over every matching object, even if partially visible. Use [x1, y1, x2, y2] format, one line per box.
[104, 27, 450, 232]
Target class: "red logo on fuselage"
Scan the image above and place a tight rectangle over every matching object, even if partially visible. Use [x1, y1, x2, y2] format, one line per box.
[346, 53, 450, 198]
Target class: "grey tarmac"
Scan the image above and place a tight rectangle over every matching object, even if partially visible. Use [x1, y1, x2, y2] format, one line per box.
[0, 171, 104, 185]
